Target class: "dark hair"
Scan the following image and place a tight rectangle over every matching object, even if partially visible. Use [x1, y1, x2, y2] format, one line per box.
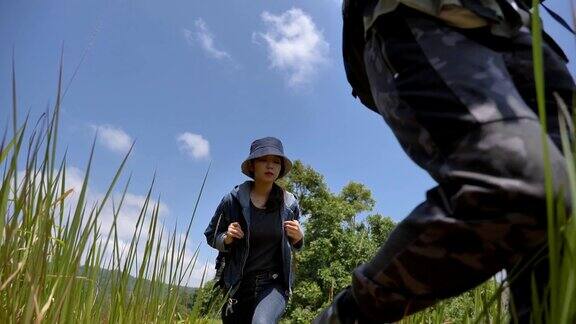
[266, 182, 284, 212]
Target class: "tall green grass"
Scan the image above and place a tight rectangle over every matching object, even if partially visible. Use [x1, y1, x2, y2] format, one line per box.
[531, 1, 576, 323]
[0, 57, 210, 323]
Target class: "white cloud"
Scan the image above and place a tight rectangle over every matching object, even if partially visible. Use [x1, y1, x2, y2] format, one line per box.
[92, 124, 132, 154]
[99, 192, 171, 242]
[29, 165, 169, 244]
[255, 8, 329, 87]
[184, 18, 231, 60]
[189, 261, 217, 287]
[177, 132, 210, 160]
[15, 166, 86, 210]
[65, 166, 86, 193]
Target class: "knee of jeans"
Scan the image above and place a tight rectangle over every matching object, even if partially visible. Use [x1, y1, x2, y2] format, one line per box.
[252, 311, 280, 324]
[251, 316, 268, 324]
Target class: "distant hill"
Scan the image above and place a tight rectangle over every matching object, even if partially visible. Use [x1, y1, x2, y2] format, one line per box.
[79, 266, 198, 311]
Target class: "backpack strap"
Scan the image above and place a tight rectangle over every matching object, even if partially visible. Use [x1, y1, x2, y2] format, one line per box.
[284, 191, 297, 208]
[342, 0, 379, 112]
[214, 193, 243, 290]
[283, 190, 299, 221]
[541, 3, 575, 35]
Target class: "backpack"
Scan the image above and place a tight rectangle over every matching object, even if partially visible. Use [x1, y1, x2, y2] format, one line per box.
[212, 194, 242, 290]
[342, 0, 378, 113]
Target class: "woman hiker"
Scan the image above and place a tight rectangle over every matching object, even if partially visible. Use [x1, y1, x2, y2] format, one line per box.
[204, 136, 304, 324]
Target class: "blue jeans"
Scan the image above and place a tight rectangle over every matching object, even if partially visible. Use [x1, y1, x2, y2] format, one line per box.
[221, 271, 288, 324]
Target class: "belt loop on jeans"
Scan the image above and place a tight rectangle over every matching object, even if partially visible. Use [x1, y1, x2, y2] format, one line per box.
[249, 270, 280, 281]
[264, 271, 279, 280]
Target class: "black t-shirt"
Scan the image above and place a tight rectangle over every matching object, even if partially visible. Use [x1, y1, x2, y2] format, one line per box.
[243, 201, 283, 275]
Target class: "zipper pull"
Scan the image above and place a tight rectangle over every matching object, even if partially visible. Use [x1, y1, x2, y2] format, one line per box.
[225, 298, 237, 316]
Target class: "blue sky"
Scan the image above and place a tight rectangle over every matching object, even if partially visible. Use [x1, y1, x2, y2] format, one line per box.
[1, 0, 574, 286]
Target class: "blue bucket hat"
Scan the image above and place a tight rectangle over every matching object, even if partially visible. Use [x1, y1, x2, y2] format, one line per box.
[241, 137, 292, 179]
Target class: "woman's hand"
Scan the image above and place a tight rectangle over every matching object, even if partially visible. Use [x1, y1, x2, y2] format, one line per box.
[284, 220, 303, 244]
[224, 222, 244, 245]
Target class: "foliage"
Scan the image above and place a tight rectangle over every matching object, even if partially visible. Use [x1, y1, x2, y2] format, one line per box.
[279, 161, 396, 322]
[190, 279, 229, 321]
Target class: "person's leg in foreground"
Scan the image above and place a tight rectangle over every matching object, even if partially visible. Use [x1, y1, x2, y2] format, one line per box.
[315, 4, 574, 323]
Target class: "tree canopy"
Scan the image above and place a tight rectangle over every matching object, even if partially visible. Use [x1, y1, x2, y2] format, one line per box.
[279, 160, 395, 323]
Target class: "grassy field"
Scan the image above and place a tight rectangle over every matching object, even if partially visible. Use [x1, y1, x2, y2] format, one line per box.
[0, 59, 211, 322]
[1, 2, 574, 323]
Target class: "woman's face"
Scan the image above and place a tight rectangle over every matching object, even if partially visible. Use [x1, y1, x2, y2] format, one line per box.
[250, 155, 282, 183]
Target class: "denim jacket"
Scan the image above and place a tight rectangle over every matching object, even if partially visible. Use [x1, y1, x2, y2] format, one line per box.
[204, 181, 303, 296]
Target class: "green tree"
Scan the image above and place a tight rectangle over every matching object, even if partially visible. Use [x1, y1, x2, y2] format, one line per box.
[280, 160, 395, 323]
[365, 213, 395, 247]
[282, 161, 505, 324]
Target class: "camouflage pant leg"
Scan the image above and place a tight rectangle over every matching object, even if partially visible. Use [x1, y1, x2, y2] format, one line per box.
[495, 25, 574, 323]
[350, 10, 573, 323]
